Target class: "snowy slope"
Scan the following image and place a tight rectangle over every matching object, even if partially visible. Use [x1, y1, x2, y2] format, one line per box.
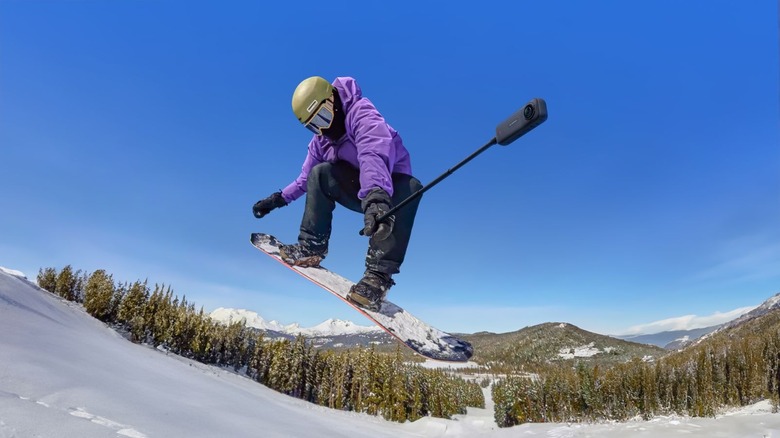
[2, 267, 779, 438]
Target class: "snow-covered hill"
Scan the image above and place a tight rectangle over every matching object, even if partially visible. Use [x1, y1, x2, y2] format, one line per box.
[2, 266, 779, 438]
[209, 307, 381, 336]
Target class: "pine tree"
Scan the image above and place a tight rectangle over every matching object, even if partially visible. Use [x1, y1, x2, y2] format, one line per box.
[37, 267, 58, 293]
[248, 333, 269, 383]
[108, 282, 127, 324]
[316, 352, 336, 408]
[55, 265, 80, 302]
[74, 270, 87, 303]
[189, 308, 213, 362]
[83, 269, 115, 321]
[288, 336, 310, 398]
[267, 339, 293, 394]
[169, 298, 196, 356]
[116, 280, 149, 341]
[143, 284, 176, 347]
[383, 346, 408, 421]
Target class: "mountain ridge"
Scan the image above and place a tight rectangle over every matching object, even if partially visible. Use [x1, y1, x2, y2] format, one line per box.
[615, 326, 721, 349]
[209, 307, 382, 337]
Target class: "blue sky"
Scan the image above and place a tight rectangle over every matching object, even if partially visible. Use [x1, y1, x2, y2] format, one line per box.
[1, 1, 778, 335]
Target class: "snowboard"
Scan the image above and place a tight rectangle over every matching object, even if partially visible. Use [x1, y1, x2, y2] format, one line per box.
[250, 233, 473, 362]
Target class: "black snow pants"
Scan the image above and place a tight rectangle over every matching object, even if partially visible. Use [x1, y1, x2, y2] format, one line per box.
[297, 161, 422, 276]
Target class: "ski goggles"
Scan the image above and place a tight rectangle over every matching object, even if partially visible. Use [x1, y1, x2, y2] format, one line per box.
[303, 96, 334, 135]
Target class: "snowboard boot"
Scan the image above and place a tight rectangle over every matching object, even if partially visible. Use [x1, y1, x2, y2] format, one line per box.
[347, 270, 395, 312]
[278, 243, 325, 268]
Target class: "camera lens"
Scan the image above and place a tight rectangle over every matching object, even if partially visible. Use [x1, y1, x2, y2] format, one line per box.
[523, 104, 535, 120]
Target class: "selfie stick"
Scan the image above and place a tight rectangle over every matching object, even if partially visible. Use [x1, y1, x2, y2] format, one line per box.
[359, 98, 548, 235]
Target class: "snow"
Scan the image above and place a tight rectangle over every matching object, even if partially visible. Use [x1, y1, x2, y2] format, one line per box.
[2, 266, 780, 437]
[0, 267, 26, 279]
[557, 342, 603, 359]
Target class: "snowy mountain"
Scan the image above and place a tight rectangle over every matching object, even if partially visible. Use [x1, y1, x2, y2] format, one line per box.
[209, 307, 382, 336]
[209, 307, 391, 351]
[210, 307, 301, 333]
[299, 317, 383, 336]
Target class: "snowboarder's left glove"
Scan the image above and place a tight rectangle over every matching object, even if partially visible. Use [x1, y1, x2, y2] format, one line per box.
[253, 191, 287, 218]
[361, 188, 394, 241]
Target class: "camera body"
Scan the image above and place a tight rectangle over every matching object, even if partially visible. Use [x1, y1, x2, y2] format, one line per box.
[495, 98, 548, 146]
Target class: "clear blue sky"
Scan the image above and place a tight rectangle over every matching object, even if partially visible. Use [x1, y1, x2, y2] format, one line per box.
[1, 1, 778, 335]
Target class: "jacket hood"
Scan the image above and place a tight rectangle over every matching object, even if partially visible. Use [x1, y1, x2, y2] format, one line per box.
[332, 77, 362, 113]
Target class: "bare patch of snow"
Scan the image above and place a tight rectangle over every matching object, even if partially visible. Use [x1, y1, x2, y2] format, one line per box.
[558, 342, 602, 359]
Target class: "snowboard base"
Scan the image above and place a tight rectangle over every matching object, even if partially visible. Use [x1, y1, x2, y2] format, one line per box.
[250, 233, 473, 362]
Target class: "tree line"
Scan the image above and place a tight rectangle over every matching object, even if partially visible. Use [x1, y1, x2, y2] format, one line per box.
[492, 311, 780, 427]
[37, 265, 484, 423]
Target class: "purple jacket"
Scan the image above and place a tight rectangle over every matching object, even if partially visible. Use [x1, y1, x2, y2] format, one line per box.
[281, 77, 412, 203]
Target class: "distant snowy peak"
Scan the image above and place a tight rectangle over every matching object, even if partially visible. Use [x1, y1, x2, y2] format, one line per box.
[209, 308, 295, 333]
[209, 308, 380, 336]
[299, 318, 382, 336]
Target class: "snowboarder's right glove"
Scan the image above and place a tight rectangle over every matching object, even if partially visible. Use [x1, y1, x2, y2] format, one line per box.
[361, 188, 394, 241]
[253, 192, 287, 219]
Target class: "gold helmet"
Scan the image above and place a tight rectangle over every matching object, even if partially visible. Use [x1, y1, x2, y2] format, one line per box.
[291, 76, 335, 135]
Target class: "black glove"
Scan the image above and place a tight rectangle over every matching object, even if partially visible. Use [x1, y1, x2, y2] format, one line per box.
[361, 188, 394, 240]
[253, 192, 287, 218]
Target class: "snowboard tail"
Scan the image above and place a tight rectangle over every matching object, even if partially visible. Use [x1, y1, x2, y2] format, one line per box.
[250, 233, 473, 362]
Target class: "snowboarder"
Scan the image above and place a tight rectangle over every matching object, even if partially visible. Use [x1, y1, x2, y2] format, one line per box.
[252, 76, 422, 312]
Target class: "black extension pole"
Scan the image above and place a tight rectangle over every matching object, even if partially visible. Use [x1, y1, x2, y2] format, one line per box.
[360, 97, 548, 235]
[381, 138, 497, 222]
